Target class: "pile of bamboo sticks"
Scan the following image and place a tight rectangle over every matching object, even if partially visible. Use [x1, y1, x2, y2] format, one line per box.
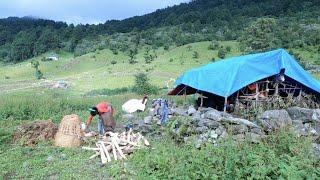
[82, 129, 150, 164]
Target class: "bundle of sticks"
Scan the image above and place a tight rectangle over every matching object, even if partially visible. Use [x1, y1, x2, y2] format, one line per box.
[82, 129, 150, 164]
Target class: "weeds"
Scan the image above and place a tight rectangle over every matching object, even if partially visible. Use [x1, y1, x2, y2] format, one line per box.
[110, 131, 319, 179]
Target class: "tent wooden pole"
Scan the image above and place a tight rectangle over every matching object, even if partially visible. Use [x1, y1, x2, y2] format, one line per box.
[255, 83, 259, 108]
[200, 93, 203, 107]
[184, 87, 187, 104]
[223, 97, 227, 113]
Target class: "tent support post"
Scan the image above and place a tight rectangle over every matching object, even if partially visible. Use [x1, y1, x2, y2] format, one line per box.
[275, 83, 279, 96]
[255, 83, 259, 108]
[200, 93, 203, 108]
[184, 87, 187, 104]
[223, 97, 228, 113]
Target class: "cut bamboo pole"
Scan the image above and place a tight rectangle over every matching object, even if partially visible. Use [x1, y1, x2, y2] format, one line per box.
[99, 144, 108, 164]
[89, 152, 99, 159]
[110, 142, 118, 161]
[100, 142, 111, 162]
[82, 147, 100, 151]
[111, 137, 126, 159]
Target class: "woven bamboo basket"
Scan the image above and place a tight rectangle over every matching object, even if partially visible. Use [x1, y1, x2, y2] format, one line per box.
[54, 114, 83, 147]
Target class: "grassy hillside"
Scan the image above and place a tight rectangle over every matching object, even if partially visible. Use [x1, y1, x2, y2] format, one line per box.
[0, 41, 319, 178]
[1, 41, 318, 96]
[0, 41, 241, 95]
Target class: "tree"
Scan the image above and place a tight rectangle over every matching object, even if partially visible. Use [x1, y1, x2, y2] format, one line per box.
[193, 51, 199, 59]
[132, 73, 158, 95]
[34, 28, 60, 55]
[239, 18, 280, 52]
[10, 30, 37, 61]
[129, 48, 137, 61]
[218, 48, 226, 59]
[31, 60, 43, 79]
[187, 45, 192, 51]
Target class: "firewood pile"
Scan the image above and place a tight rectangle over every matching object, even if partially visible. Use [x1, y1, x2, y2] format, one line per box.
[82, 129, 150, 164]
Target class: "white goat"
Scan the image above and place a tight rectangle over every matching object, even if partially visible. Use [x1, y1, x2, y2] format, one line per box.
[122, 96, 148, 113]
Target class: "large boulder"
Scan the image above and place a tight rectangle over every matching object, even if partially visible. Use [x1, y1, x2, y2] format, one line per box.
[192, 111, 202, 119]
[172, 107, 188, 116]
[197, 119, 221, 129]
[312, 109, 320, 122]
[187, 105, 197, 116]
[229, 124, 248, 135]
[195, 126, 209, 133]
[221, 117, 260, 129]
[258, 110, 292, 132]
[287, 107, 320, 123]
[202, 109, 222, 121]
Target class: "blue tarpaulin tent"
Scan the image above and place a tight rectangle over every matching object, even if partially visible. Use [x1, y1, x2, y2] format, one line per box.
[168, 49, 320, 98]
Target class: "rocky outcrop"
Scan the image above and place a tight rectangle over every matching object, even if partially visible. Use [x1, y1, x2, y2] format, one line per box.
[125, 102, 320, 148]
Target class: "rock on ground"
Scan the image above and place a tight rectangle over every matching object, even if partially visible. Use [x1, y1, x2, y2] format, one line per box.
[258, 110, 292, 132]
[202, 109, 222, 121]
[287, 107, 319, 123]
[187, 105, 197, 116]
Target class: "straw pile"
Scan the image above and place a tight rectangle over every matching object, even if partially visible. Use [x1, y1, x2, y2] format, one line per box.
[82, 129, 150, 164]
[54, 114, 83, 147]
[13, 120, 58, 146]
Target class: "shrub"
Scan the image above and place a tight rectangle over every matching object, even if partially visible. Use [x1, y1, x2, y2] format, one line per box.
[128, 58, 137, 64]
[193, 51, 199, 59]
[111, 60, 117, 65]
[226, 46, 232, 52]
[218, 48, 226, 59]
[132, 73, 158, 95]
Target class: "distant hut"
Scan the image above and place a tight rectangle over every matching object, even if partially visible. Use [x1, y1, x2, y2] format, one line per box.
[46, 53, 59, 61]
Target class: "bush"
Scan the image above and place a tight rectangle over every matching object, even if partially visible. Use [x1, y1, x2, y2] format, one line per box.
[109, 130, 319, 179]
[35, 69, 43, 79]
[111, 60, 117, 65]
[132, 73, 158, 95]
[218, 48, 226, 59]
[226, 46, 232, 52]
[193, 51, 199, 59]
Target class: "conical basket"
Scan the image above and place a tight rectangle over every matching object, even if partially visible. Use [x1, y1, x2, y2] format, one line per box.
[54, 114, 83, 147]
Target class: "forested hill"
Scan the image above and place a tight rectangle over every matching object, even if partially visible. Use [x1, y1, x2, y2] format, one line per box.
[0, 0, 319, 63]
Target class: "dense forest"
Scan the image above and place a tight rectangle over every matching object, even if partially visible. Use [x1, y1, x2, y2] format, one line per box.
[0, 0, 319, 63]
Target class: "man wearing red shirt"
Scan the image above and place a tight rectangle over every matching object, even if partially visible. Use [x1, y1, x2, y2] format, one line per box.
[86, 102, 116, 135]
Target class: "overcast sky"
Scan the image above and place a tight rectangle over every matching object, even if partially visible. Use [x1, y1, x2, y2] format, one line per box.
[0, 0, 189, 24]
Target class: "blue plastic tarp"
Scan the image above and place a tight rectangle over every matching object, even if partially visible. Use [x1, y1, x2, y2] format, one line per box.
[174, 49, 320, 97]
